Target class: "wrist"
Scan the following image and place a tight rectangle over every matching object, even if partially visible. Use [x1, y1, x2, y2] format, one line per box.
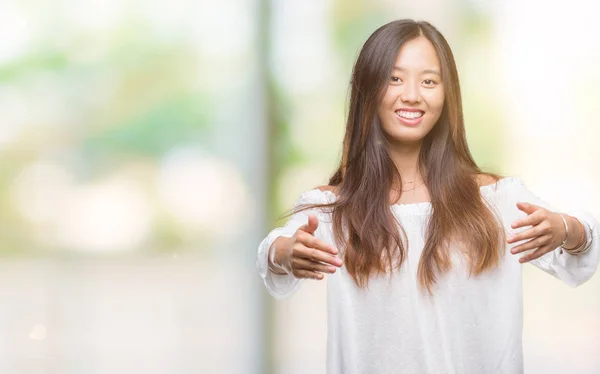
[268, 237, 292, 275]
[268, 262, 287, 275]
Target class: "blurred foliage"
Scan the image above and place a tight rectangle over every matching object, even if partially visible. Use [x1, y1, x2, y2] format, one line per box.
[83, 93, 209, 157]
[0, 10, 215, 256]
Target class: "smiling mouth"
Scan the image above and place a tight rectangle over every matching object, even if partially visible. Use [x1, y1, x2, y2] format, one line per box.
[395, 110, 424, 119]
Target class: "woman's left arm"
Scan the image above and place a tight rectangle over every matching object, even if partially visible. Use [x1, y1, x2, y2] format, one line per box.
[507, 180, 600, 287]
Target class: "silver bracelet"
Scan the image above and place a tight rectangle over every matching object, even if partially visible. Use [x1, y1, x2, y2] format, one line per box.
[559, 214, 570, 247]
[561, 217, 593, 255]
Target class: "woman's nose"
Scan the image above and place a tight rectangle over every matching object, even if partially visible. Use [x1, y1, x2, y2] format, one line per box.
[400, 82, 421, 104]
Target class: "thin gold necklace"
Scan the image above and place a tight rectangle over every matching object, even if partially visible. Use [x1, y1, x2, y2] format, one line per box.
[401, 180, 425, 192]
[392, 178, 425, 192]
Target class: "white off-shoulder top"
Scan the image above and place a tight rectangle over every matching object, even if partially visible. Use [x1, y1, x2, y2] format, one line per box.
[257, 177, 600, 374]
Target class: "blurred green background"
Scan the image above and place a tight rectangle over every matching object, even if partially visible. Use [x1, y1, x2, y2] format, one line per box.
[0, 0, 598, 373]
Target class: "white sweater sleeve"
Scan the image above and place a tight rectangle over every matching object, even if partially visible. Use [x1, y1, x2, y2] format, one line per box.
[256, 189, 330, 300]
[510, 178, 600, 287]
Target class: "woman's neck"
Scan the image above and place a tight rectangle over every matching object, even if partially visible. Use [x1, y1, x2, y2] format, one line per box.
[388, 142, 423, 183]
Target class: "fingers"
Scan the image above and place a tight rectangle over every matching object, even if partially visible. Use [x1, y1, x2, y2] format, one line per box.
[507, 222, 551, 244]
[292, 215, 343, 277]
[295, 230, 339, 256]
[295, 242, 343, 268]
[509, 205, 557, 263]
[293, 269, 325, 280]
[291, 256, 339, 280]
[297, 216, 339, 255]
[511, 210, 544, 230]
[518, 245, 551, 263]
[293, 258, 338, 275]
[510, 234, 551, 255]
[516, 202, 541, 215]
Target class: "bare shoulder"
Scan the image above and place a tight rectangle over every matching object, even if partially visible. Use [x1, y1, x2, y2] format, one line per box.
[476, 173, 504, 187]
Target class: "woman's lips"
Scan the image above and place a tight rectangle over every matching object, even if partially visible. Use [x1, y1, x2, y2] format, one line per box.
[395, 110, 424, 126]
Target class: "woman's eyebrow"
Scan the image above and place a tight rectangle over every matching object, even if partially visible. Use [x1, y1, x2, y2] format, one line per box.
[392, 66, 441, 76]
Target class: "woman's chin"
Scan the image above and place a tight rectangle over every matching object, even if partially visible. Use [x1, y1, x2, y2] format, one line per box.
[387, 134, 426, 147]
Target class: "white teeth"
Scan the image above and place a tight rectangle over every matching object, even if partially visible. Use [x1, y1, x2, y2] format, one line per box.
[396, 110, 423, 119]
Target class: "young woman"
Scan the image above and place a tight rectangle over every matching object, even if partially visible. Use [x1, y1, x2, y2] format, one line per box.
[257, 19, 599, 373]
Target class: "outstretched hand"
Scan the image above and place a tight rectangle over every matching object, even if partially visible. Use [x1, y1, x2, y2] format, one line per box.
[507, 202, 567, 263]
[269, 215, 343, 280]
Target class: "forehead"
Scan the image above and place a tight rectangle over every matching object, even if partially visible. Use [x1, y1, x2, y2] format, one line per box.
[394, 36, 441, 71]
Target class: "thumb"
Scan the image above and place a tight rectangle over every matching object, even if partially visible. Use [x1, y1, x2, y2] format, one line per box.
[300, 215, 319, 235]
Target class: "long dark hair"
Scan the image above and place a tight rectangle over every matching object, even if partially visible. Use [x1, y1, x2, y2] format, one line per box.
[296, 19, 504, 293]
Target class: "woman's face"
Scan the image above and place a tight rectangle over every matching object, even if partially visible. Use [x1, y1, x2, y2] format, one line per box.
[378, 36, 445, 146]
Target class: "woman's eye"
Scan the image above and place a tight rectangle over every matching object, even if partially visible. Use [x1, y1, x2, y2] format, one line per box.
[423, 79, 437, 86]
[391, 76, 401, 83]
